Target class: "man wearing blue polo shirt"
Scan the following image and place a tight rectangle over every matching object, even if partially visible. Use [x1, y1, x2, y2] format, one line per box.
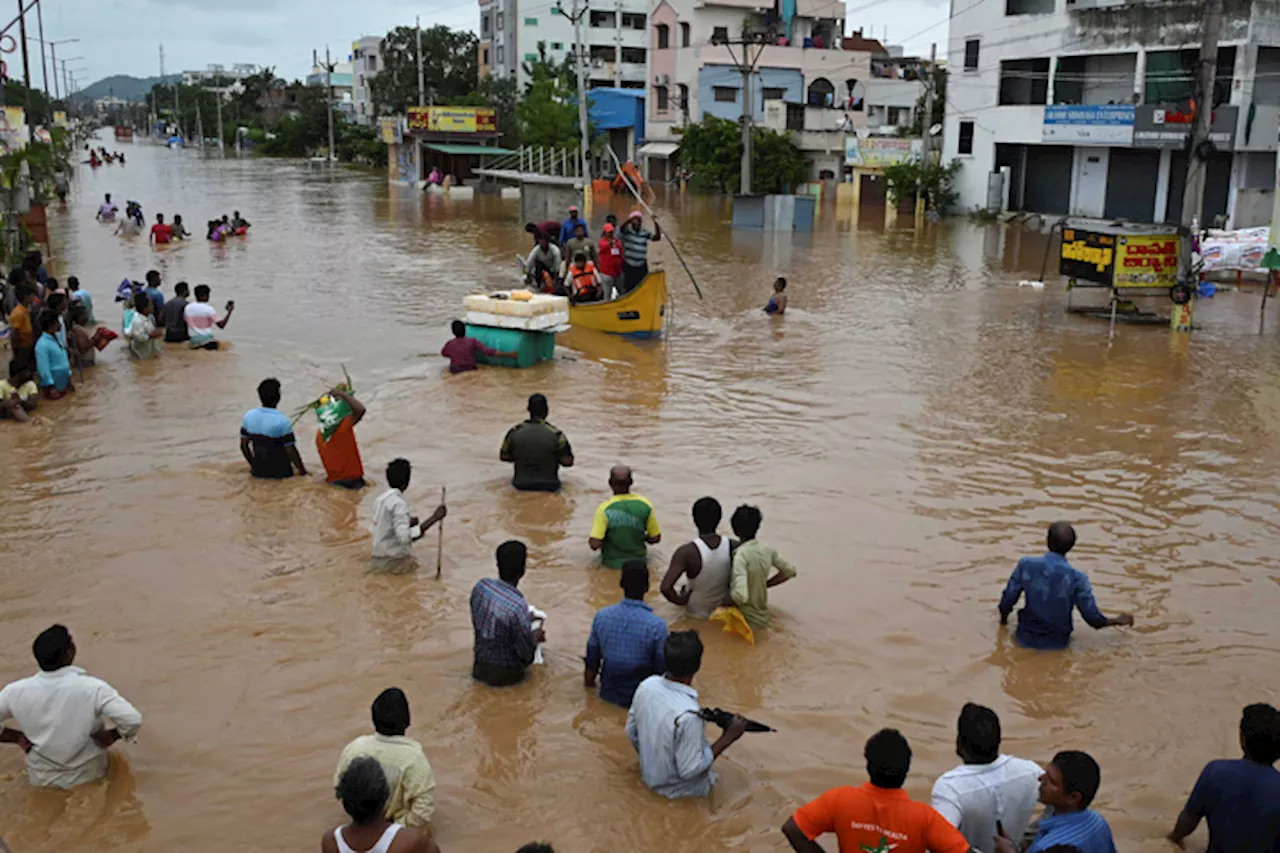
[240, 377, 308, 479]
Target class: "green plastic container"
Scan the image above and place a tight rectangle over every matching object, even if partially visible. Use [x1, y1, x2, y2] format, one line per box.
[466, 324, 557, 369]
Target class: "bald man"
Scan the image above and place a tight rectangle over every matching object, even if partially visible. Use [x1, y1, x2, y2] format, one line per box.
[998, 522, 1134, 649]
[589, 465, 662, 569]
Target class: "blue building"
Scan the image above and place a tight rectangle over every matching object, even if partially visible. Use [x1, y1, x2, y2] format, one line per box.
[587, 88, 646, 169]
[696, 65, 804, 122]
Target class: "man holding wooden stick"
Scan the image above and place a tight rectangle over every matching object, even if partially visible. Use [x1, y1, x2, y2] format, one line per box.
[371, 458, 446, 562]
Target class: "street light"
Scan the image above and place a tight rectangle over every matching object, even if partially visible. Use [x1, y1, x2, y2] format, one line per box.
[32, 36, 77, 101]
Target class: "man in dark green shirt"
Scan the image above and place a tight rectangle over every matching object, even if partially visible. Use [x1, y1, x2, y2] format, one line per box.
[500, 393, 574, 492]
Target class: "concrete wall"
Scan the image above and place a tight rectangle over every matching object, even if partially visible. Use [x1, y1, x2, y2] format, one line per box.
[697, 64, 804, 121]
[520, 182, 582, 224]
[650, 1, 679, 120]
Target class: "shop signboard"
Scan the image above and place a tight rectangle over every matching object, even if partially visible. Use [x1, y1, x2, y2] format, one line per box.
[844, 136, 922, 167]
[1041, 105, 1135, 145]
[1113, 234, 1180, 287]
[1059, 226, 1116, 285]
[1133, 105, 1237, 149]
[406, 106, 497, 133]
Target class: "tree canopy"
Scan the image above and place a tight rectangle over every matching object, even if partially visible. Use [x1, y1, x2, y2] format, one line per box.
[371, 25, 479, 115]
[680, 116, 805, 194]
[516, 43, 581, 149]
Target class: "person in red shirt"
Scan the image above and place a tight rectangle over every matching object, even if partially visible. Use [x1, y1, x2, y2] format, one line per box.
[526, 220, 564, 247]
[316, 388, 367, 489]
[150, 213, 173, 245]
[441, 320, 516, 374]
[783, 728, 973, 853]
[597, 222, 624, 300]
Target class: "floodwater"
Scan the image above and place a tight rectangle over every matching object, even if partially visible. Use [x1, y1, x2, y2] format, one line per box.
[0, 139, 1278, 853]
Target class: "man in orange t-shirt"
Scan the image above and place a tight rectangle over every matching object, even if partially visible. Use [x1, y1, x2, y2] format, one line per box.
[7, 283, 38, 374]
[783, 728, 974, 853]
[316, 388, 367, 489]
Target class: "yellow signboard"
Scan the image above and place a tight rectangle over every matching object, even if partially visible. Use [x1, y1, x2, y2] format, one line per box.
[378, 117, 400, 144]
[406, 106, 497, 133]
[1113, 235, 1180, 288]
[53, 110, 68, 128]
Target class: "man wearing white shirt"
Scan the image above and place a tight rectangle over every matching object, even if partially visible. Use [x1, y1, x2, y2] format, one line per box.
[931, 703, 1042, 853]
[371, 458, 446, 560]
[0, 625, 142, 789]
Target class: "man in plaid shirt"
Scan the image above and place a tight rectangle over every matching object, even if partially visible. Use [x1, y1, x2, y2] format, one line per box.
[470, 541, 543, 687]
[584, 561, 669, 707]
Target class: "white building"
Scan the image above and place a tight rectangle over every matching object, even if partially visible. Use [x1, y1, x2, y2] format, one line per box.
[944, 0, 1280, 227]
[479, 0, 650, 92]
[352, 36, 383, 125]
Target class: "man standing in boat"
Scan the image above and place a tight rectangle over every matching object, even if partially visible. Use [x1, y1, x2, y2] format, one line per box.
[619, 212, 661, 295]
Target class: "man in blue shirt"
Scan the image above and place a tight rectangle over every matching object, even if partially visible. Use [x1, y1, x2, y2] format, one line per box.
[998, 522, 1133, 650]
[585, 561, 668, 707]
[558, 204, 588, 245]
[1168, 703, 1280, 853]
[240, 377, 308, 479]
[998, 750, 1117, 853]
[470, 540, 543, 687]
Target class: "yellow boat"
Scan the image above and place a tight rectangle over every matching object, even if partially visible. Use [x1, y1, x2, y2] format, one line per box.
[569, 268, 667, 338]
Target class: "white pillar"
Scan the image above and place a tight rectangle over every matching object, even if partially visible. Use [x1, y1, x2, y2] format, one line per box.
[1154, 147, 1172, 222]
[1225, 152, 1241, 228]
[1133, 48, 1146, 104]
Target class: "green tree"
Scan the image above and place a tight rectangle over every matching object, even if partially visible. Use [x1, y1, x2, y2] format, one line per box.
[881, 158, 962, 213]
[679, 116, 805, 194]
[516, 45, 580, 149]
[371, 25, 479, 115]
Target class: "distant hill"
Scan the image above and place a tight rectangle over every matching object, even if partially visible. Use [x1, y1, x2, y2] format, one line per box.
[74, 74, 179, 103]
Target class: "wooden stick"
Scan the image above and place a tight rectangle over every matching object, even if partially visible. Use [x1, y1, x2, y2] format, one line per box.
[435, 485, 446, 579]
[604, 146, 704, 301]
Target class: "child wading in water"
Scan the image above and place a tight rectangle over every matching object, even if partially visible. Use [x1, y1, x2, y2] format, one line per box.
[764, 277, 788, 315]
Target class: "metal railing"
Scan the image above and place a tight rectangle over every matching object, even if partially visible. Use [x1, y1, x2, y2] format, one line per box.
[479, 144, 584, 178]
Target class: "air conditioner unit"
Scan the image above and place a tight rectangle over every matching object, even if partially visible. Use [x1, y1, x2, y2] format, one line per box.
[654, 73, 670, 86]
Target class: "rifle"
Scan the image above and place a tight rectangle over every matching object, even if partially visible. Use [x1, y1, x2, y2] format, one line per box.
[699, 707, 775, 733]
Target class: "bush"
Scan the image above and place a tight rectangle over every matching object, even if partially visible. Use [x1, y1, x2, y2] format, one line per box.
[881, 158, 962, 214]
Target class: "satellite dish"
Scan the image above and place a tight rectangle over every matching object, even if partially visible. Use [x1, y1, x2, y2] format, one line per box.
[929, 123, 942, 137]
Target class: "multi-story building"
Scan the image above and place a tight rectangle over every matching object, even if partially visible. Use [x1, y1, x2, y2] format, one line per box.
[181, 63, 259, 86]
[352, 36, 383, 125]
[944, 0, 1280, 227]
[305, 60, 355, 118]
[479, 0, 651, 92]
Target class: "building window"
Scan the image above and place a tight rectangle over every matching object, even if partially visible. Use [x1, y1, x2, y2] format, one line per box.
[482, 14, 490, 34]
[712, 26, 729, 43]
[621, 80, 645, 89]
[713, 86, 737, 102]
[656, 85, 669, 110]
[591, 10, 616, 26]
[887, 106, 907, 125]
[621, 47, 646, 64]
[552, 41, 564, 49]
[1006, 0, 1054, 13]
[678, 83, 689, 115]
[497, 11, 504, 29]
[964, 39, 979, 71]
[496, 45, 504, 63]
[762, 86, 786, 100]
[807, 77, 834, 106]
[366, 56, 377, 72]
[681, 22, 691, 47]
[999, 58, 1049, 105]
[657, 23, 670, 49]
[483, 47, 490, 64]
[622, 12, 646, 29]
[958, 120, 975, 154]
[525, 16, 537, 25]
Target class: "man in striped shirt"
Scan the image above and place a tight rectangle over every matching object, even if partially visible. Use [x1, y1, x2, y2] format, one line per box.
[470, 541, 543, 687]
[997, 751, 1117, 853]
[619, 211, 661, 294]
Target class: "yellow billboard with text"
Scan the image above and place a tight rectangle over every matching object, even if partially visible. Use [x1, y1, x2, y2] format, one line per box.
[406, 106, 497, 133]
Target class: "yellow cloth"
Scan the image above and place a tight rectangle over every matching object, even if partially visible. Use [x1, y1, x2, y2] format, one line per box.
[709, 606, 756, 645]
[334, 734, 435, 830]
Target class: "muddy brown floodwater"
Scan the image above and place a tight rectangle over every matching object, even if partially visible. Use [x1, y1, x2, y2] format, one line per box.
[0, 138, 1278, 853]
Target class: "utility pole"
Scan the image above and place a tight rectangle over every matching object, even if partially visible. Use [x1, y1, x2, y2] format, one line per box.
[554, 0, 593, 197]
[716, 29, 766, 195]
[216, 89, 224, 151]
[34, 0, 47, 104]
[16, 0, 31, 141]
[49, 39, 57, 100]
[916, 42, 938, 218]
[416, 16, 425, 107]
[326, 45, 336, 163]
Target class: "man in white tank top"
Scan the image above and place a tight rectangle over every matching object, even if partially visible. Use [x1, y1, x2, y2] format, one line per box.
[660, 497, 735, 620]
[322, 757, 437, 853]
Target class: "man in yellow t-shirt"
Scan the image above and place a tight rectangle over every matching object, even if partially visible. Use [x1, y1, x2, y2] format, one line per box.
[589, 465, 661, 568]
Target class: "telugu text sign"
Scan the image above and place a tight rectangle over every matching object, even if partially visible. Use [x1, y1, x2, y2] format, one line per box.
[1113, 235, 1180, 288]
[1041, 105, 1135, 145]
[406, 106, 497, 133]
[1059, 227, 1116, 285]
[844, 137, 923, 167]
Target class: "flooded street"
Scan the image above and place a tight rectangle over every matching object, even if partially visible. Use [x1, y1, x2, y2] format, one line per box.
[1, 139, 1278, 853]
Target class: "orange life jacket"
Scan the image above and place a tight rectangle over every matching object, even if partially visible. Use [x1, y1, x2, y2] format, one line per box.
[571, 261, 598, 297]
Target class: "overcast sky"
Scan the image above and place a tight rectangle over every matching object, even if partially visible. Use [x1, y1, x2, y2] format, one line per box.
[37, 0, 949, 90]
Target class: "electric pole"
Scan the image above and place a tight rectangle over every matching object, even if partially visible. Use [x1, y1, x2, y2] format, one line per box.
[554, 0, 593, 195]
[16, 0, 32, 141]
[326, 45, 336, 163]
[416, 16, 425, 107]
[35, 1, 48, 105]
[216, 88, 224, 151]
[1180, 0, 1223, 237]
[917, 42, 938, 216]
[716, 29, 766, 195]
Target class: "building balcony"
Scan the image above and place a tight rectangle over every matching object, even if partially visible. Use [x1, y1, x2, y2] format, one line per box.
[697, 42, 848, 76]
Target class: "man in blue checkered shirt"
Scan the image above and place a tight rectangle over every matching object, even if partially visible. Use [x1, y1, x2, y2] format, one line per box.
[584, 561, 669, 708]
[470, 540, 543, 687]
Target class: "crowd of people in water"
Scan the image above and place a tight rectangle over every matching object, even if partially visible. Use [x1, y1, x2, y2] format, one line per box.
[1, 185, 1277, 853]
[86, 145, 126, 169]
[521, 206, 661, 302]
[93, 192, 249, 243]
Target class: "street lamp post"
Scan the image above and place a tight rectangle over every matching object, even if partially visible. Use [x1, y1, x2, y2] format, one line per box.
[37, 37, 77, 102]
